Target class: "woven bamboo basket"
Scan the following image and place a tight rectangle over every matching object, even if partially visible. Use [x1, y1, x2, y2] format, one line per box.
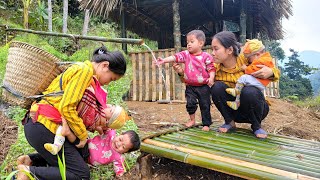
[2, 41, 63, 108]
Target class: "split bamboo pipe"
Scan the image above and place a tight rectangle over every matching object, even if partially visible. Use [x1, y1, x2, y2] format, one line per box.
[4, 27, 144, 45]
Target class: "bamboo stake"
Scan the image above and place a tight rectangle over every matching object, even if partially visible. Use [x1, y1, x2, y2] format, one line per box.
[152, 52, 157, 101]
[138, 53, 143, 101]
[144, 139, 319, 180]
[165, 50, 170, 100]
[131, 53, 137, 101]
[158, 51, 163, 100]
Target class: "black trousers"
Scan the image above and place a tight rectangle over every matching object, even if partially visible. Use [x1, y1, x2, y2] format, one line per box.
[185, 85, 212, 126]
[24, 117, 90, 180]
[210, 81, 269, 131]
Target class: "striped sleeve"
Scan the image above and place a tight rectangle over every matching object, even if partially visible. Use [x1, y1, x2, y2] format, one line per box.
[59, 62, 93, 140]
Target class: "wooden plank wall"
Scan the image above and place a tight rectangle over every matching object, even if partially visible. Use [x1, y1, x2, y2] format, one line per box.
[129, 47, 279, 101]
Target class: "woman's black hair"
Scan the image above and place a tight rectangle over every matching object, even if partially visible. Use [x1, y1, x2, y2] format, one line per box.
[92, 45, 127, 75]
[213, 31, 241, 57]
[122, 130, 141, 153]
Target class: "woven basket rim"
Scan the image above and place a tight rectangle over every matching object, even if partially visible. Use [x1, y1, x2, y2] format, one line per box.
[9, 41, 61, 62]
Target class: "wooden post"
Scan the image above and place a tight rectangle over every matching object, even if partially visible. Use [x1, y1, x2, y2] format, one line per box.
[48, 0, 52, 32]
[247, 14, 253, 39]
[172, 0, 181, 52]
[239, 0, 247, 43]
[139, 53, 143, 101]
[121, 10, 128, 54]
[158, 51, 163, 100]
[152, 53, 157, 101]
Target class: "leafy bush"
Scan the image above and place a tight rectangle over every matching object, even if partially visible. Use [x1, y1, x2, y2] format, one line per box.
[0, 43, 9, 84]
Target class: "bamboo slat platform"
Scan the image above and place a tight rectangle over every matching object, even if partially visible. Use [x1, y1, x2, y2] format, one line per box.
[141, 125, 320, 180]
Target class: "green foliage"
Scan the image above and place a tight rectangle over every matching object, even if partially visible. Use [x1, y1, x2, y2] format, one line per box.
[0, 43, 9, 83]
[13, 34, 69, 60]
[266, 40, 285, 62]
[284, 49, 313, 79]
[0, 0, 6, 10]
[280, 49, 314, 99]
[295, 95, 320, 112]
[28, 0, 48, 31]
[5, 106, 27, 122]
[309, 69, 320, 96]
[57, 147, 66, 180]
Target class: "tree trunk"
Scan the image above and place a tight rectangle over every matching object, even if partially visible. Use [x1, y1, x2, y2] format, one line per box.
[82, 9, 90, 36]
[172, 0, 181, 52]
[22, 0, 32, 29]
[62, 0, 68, 33]
[239, 0, 247, 43]
[23, 6, 29, 29]
[48, 0, 52, 32]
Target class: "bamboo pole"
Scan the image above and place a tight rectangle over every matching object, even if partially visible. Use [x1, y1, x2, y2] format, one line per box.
[4, 27, 144, 45]
[143, 139, 319, 180]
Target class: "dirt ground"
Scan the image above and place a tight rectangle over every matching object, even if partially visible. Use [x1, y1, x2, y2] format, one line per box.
[1, 98, 320, 179]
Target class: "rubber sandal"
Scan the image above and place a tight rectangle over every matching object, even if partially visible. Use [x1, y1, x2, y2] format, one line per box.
[254, 128, 268, 139]
[218, 123, 235, 133]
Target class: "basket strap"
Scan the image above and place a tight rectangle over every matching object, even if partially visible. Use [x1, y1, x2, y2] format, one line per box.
[2, 81, 26, 99]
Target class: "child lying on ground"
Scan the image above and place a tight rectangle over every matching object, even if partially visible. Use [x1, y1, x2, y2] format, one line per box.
[17, 119, 141, 177]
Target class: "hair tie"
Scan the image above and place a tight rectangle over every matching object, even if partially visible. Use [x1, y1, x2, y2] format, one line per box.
[98, 49, 105, 55]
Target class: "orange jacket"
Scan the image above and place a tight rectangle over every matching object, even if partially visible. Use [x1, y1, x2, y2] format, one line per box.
[245, 52, 274, 86]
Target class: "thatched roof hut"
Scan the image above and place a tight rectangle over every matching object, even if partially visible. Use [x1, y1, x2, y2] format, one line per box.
[79, 0, 292, 49]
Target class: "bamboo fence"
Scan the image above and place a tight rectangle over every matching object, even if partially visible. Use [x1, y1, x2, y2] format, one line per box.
[129, 47, 280, 102]
[141, 125, 320, 180]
